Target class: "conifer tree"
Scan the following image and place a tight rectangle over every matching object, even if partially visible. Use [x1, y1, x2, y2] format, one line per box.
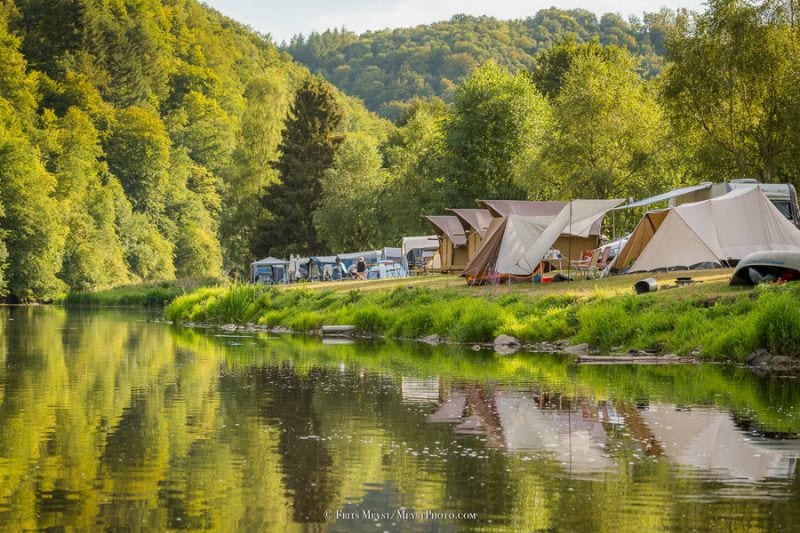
[253, 77, 343, 258]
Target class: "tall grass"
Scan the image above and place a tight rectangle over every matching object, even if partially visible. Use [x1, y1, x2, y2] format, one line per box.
[58, 278, 218, 307]
[164, 278, 800, 359]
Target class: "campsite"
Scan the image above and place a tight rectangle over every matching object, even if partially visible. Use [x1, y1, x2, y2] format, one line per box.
[3, 0, 800, 530]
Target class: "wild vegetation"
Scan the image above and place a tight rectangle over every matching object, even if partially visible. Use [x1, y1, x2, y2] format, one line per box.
[1, 0, 800, 303]
[57, 277, 216, 307]
[283, 9, 676, 120]
[165, 273, 800, 361]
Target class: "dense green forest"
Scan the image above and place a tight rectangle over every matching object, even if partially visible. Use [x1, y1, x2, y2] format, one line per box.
[284, 8, 679, 120]
[0, 0, 799, 302]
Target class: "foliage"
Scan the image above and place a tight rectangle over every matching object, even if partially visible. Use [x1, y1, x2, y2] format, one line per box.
[535, 47, 677, 200]
[662, 0, 800, 186]
[58, 277, 218, 307]
[443, 62, 551, 205]
[0, 0, 387, 300]
[253, 77, 344, 258]
[284, 9, 672, 119]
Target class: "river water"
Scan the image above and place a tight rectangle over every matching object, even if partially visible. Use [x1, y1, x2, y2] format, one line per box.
[1, 306, 799, 531]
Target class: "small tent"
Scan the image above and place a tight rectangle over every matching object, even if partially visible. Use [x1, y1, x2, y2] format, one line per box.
[424, 215, 468, 272]
[307, 256, 341, 281]
[401, 235, 439, 272]
[250, 256, 289, 284]
[462, 199, 622, 282]
[628, 186, 800, 272]
[337, 250, 382, 269]
[449, 208, 494, 261]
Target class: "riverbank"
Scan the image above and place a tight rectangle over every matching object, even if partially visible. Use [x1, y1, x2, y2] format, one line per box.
[164, 271, 800, 363]
[57, 278, 219, 307]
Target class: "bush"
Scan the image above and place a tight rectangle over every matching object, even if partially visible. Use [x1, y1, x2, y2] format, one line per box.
[753, 289, 800, 356]
[575, 300, 634, 349]
[353, 304, 391, 334]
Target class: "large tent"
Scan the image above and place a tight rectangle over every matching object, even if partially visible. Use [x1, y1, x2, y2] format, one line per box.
[479, 199, 604, 263]
[424, 215, 468, 272]
[462, 199, 622, 282]
[627, 186, 800, 272]
[449, 208, 494, 261]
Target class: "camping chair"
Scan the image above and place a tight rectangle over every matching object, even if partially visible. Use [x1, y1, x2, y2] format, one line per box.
[596, 247, 612, 278]
[572, 249, 600, 279]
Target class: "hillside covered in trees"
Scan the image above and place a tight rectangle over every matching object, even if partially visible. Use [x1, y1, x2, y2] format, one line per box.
[284, 8, 679, 119]
[0, 0, 390, 301]
[1, 0, 799, 302]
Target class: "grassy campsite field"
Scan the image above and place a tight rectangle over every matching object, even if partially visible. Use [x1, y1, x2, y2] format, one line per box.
[165, 269, 800, 362]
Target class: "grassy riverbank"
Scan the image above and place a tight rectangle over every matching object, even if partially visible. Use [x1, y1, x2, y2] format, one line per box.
[164, 270, 800, 361]
[57, 278, 219, 307]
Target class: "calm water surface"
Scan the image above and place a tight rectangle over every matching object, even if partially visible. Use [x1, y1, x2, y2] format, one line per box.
[1, 306, 799, 531]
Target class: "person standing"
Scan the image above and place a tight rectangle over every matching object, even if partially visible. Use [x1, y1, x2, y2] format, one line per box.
[356, 256, 367, 281]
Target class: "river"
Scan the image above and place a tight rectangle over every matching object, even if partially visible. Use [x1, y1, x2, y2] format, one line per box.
[0, 306, 799, 531]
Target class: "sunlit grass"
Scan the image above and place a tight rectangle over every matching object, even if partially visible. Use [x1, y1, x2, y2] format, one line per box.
[164, 268, 800, 360]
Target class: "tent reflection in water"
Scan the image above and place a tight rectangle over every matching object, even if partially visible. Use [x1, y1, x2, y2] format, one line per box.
[462, 199, 623, 283]
[616, 186, 800, 273]
[426, 387, 614, 473]
[641, 405, 797, 481]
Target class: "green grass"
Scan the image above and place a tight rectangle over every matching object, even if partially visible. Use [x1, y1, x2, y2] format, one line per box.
[164, 270, 800, 361]
[57, 278, 219, 308]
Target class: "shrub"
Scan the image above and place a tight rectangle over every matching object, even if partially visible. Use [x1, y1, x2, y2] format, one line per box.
[753, 290, 800, 356]
[353, 304, 391, 334]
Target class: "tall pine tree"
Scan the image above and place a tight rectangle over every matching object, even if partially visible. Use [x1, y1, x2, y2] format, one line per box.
[253, 77, 343, 258]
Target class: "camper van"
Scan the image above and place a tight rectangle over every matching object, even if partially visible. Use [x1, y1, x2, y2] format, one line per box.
[669, 179, 800, 226]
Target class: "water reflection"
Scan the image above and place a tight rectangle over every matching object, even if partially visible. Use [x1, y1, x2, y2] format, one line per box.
[0, 306, 799, 531]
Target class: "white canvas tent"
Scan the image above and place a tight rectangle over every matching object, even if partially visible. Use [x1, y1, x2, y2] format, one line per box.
[462, 199, 622, 280]
[629, 186, 800, 272]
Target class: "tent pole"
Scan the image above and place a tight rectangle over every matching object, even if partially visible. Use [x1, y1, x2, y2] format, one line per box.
[567, 201, 572, 283]
[612, 209, 616, 240]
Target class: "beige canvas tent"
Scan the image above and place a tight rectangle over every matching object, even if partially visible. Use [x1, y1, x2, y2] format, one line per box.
[480, 199, 603, 263]
[628, 186, 800, 272]
[424, 215, 469, 272]
[462, 199, 622, 282]
[449, 208, 493, 261]
[612, 210, 669, 272]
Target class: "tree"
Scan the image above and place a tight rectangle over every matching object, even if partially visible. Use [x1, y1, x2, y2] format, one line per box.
[220, 73, 290, 275]
[537, 47, 675, 201]
[253, 77, 343, 258]
[532, 38, 630, 99]
[0, 113, 66, 301]
[42, 107, 130, 290]
[104, 106, 171, 215]
[313, 133, 389, 251]
[383, 98, 449, 237]
[662, 0, 800, 185]
[443, 61, 550, 206]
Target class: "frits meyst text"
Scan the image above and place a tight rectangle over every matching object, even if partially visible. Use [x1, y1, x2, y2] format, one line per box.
[330, 509, 478, 521]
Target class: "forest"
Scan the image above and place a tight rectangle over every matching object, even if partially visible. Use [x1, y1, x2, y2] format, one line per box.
[284, 8, 676, 119]
[0, 0, 799, 302]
